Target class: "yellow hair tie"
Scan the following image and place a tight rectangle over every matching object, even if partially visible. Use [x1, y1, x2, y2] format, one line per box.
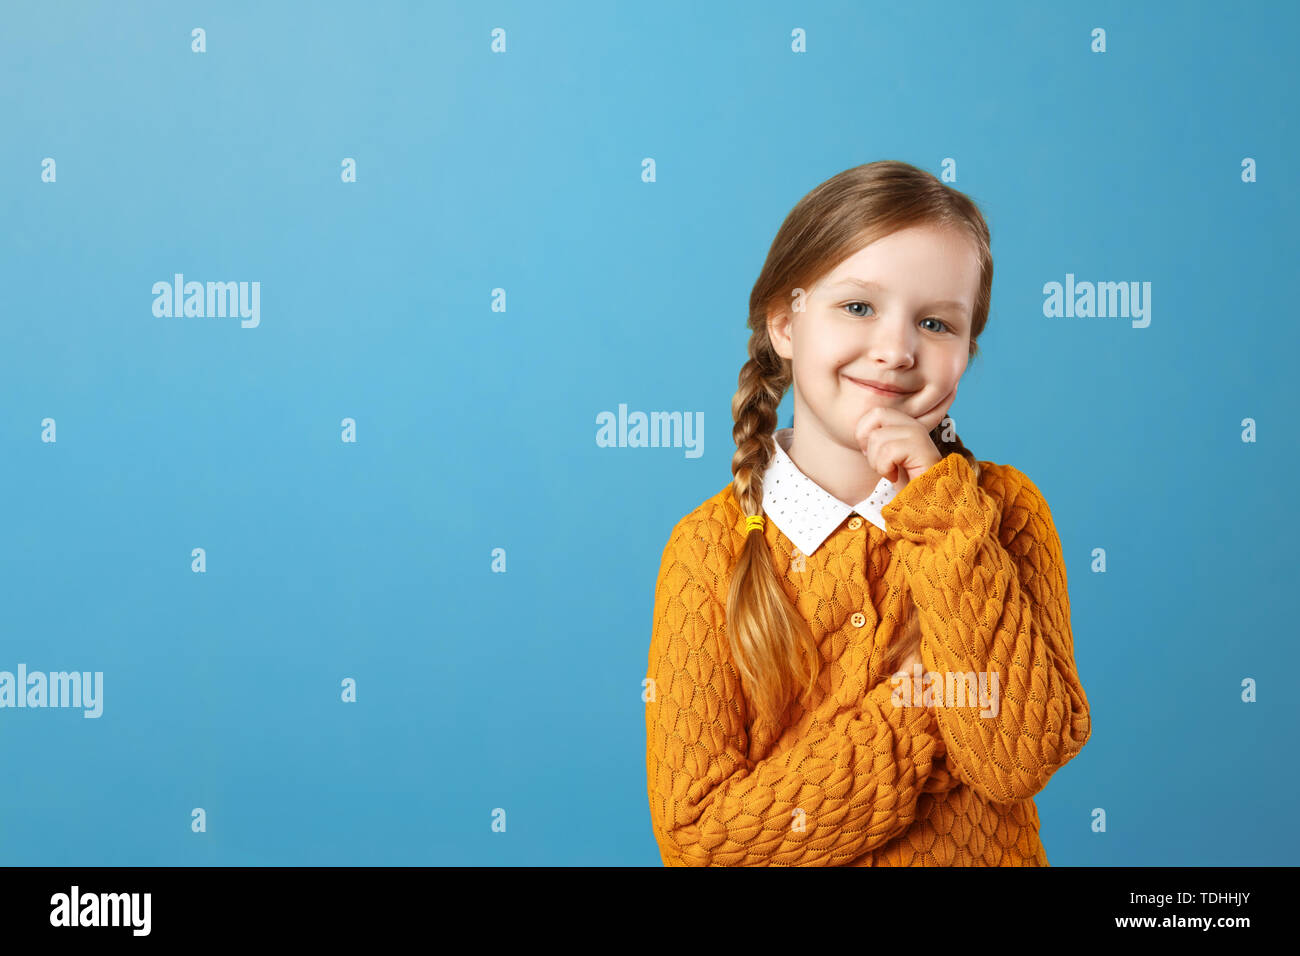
[744, 515, 765, 534]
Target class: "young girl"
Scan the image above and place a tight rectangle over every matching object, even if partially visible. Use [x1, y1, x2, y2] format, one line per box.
[645, 161, 1091, 866]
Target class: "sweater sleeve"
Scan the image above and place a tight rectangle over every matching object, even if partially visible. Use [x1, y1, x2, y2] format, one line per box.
[880, 453, 1091, 804]
[645, 517, 947, 866]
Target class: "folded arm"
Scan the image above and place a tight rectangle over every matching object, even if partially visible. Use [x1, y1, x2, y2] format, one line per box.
[881, 454, 1091, 804]
[646, 518, 949, 865]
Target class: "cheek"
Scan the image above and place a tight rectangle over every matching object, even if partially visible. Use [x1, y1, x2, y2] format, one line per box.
[931, 352, 966, 390]
[799, 343, 849, 381]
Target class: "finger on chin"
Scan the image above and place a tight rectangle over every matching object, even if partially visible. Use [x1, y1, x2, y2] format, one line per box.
[922, 391, 957, 431]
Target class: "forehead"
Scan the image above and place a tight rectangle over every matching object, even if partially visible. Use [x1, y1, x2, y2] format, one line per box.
[820, 226, 979, 305]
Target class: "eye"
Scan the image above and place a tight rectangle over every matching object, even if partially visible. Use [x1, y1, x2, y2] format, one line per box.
[844, 301, 951, 333]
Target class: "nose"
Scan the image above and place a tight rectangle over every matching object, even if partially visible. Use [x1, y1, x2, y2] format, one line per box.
[865, 312, 916, 367]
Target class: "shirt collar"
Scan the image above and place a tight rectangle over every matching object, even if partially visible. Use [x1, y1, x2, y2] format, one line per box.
[760, 427, 902, 557]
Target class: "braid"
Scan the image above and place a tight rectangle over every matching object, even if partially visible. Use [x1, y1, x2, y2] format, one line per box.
[726, 338, 821, 730]
[729, 347, 787, 515]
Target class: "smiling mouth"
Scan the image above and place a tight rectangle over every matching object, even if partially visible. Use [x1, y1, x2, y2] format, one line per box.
[845, 376, 917, 397]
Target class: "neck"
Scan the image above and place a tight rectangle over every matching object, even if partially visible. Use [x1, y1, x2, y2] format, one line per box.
[785, 418, 888, 505]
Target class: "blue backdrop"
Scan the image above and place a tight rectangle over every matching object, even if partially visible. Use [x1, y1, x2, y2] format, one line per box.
[2, 0, 1296, 866]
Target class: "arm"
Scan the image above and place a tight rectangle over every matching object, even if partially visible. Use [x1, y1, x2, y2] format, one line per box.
[645, 518, 948, 866]
[880, 454, 1092, 804]
[916, 724, 964, 795]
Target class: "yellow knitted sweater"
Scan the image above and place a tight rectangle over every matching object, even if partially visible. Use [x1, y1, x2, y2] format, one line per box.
[645, 451, 1091, 866]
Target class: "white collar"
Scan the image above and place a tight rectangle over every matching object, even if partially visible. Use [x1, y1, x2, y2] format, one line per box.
[760, 427, 902, 557]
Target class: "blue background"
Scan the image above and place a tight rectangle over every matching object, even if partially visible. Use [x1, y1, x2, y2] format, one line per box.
[1, 0, 1296, 865]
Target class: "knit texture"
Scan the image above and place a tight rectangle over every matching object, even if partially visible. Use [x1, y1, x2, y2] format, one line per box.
[645, 451, 1091, 866]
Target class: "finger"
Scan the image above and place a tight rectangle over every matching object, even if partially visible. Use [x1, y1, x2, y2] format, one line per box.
[919, 383, 957, 432]
[854, 405, 897, 444]
[859, 424, 914, 452]
[865, 435, 908, 484]
[854, 414, 908, 459]
[917, 381, 959, 434]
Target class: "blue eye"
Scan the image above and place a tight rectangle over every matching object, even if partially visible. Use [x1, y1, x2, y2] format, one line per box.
[844, 301, 950, 332]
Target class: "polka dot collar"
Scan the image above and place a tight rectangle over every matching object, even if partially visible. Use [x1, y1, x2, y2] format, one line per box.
[759, 427, 901, 557]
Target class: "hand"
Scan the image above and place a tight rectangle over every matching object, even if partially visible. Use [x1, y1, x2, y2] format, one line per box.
[898, 649, 940, 721]
[899, 649, 924, 679]
[855, 380, 959, 488]
[895, 648, 926, 707]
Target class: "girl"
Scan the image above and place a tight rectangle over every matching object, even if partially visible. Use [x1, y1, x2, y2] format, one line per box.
[645, 160, 1091, 866]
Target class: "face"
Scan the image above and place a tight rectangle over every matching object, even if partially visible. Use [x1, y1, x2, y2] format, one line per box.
[767, 223, 978, 450]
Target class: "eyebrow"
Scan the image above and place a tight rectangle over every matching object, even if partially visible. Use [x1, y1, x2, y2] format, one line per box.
[828, 278, 969, 314]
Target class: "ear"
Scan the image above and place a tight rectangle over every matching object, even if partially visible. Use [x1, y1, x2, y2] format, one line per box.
[767, 307, 794, 360]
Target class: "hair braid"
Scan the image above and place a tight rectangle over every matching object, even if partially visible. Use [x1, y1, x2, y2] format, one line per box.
[726, 341, 821, 731]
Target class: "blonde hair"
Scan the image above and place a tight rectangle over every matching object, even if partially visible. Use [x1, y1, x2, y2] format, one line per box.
[727, 160, 992, 732]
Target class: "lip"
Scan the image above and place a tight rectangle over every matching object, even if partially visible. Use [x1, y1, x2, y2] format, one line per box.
[845, 375, 917, 397]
